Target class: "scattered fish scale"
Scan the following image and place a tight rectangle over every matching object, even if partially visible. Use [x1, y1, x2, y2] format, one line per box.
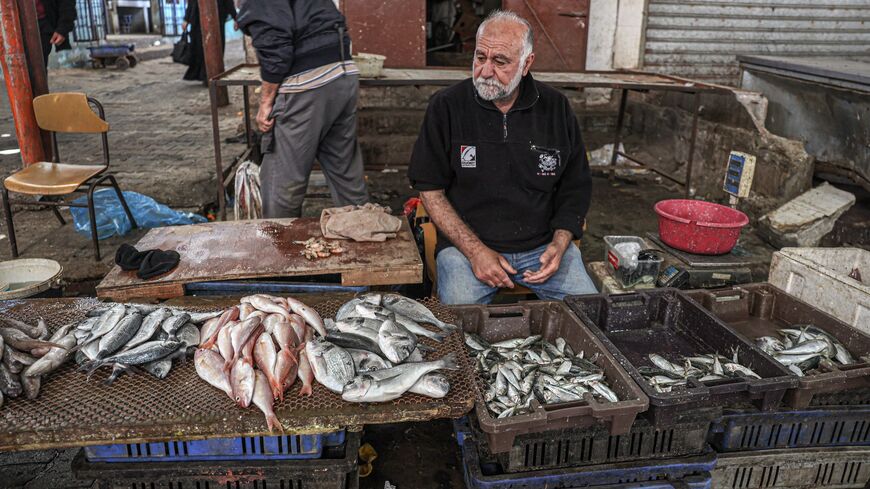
[756, 324, 856, 377]
[640, 352, 762, 393]
[465, 333, 619, 418]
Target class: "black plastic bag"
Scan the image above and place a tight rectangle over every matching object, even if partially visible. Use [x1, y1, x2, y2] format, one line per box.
[171, 32, 192, 65]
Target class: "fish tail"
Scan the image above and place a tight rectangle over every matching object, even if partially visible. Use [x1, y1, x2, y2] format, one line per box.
[270, 377, 284, 401]
[266, 413, 284, 433]
[299, 384, 313, 397]
[431, 331, 447, 343]
[81, 360, 105, 379]
[68, 340, 90, 353]
[437, 321, 459, 332]
[439, 353, 460, 370]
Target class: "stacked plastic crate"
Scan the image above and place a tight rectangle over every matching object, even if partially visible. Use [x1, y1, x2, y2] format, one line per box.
[452, 298, 757, 489]
[687, 283, 870, 489]
[73, 430, 359, 489]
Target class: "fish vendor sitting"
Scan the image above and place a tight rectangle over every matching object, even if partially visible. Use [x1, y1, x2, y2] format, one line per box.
[408, 10, 598, 304]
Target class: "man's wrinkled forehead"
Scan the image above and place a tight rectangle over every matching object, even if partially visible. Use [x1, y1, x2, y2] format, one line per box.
[475, 20, 526, 58]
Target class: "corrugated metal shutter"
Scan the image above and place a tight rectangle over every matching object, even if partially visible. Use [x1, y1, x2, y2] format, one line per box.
[643, 0, 870, 85]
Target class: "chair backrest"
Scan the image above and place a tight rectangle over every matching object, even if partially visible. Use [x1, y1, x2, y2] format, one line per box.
[33, 93, 109, 133]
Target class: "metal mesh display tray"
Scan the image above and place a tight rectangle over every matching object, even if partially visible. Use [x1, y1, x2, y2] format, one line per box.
[0, 297, 475, 451]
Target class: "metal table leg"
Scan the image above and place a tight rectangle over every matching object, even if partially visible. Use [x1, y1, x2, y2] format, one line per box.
[209, 80, 226, 221]
[609, 88, 629, 177]
[243, 85, 252, 148]
[684, 91, 702, 198]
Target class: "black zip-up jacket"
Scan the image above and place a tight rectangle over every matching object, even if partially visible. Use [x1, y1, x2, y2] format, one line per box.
[408, 73, 592, 255]
[237, 0, 351, 84]
[39, 0, 77, 51]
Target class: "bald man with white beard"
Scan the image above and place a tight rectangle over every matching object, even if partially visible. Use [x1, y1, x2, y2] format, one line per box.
[408, 10, 598, 305]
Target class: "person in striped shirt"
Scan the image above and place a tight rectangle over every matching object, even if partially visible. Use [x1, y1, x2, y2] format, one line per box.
[237, 0, 369, 218]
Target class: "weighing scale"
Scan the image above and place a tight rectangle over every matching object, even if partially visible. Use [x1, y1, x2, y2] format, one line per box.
[652, 151, 760, 289]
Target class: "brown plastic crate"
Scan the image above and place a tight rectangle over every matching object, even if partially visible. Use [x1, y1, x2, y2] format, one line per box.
[565, 289, 799, 428]
[474, 410, 711, 473]
[687, 283, 870, 408]
[453, 301, 648, 454]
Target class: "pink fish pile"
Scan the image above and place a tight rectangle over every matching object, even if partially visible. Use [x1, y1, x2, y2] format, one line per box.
[194, 294, 327, 432]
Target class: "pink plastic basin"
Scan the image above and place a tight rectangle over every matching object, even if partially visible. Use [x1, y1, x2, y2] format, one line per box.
[654, 199, 749, 255]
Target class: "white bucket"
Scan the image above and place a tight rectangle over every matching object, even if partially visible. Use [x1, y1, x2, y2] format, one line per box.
[0, 258, 63, 300]
[353, 53, 386, 78]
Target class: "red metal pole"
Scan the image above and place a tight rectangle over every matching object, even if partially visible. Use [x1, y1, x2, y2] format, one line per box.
[198, 0, 228, 106]
[0, 0, 45, 166]
[16, 0, 52, 160]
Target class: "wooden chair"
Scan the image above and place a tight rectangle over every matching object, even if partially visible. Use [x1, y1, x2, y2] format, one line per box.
[415, 201, 584, 298]
[1, 93, 137, 261]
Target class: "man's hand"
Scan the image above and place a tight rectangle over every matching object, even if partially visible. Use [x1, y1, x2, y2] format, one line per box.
[523, 230, 573, 284]
[181, 21, 188, 31]
[470, 246, 516, 289]
[256, 102, 275, 133]
[233, 21, 239, 31]
[256, 81, 280, 133]
[49, 32, 65, 45]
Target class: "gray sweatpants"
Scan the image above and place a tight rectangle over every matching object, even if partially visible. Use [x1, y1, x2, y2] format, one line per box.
[260, 74, 369, 218]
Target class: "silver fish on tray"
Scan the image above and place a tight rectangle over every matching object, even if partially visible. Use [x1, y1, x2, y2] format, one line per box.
[757, 324, 856, 375]
[466, 333, 618, 418]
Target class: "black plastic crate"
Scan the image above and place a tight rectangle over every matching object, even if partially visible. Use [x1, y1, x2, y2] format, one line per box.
[456, 418, 716, 489]
[713, 446, 870, 489]
[471, 411, 711, 473]
[565, 290, 798, 428]
[710, 406, 870, 452]
[73, 431, 361, 489]
[810, 388, 870, 408]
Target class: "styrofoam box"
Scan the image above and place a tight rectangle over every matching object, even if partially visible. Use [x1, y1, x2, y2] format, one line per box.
[769, 247, 869, 334]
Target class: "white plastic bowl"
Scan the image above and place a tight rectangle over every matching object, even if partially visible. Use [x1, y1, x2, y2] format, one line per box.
[0, 258, 63, 300]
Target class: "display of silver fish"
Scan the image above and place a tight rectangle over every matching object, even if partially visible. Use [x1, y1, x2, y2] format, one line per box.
[756, 324, 856, 375]
[639, 350, 762, 393]
[466, 333, 619, 418]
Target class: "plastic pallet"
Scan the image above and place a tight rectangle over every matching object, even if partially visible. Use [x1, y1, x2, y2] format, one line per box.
[73, 431, 360, 489]
[83, 431, 346, 462]
[455, 418, 715, 489]
[470, 412, 710, 473]
[710, 407, 870, 452]
[713, 446, 870, 489]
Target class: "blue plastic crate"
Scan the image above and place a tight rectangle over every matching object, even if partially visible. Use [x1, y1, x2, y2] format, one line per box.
[455, 418, 715, 489]
[710, 407, 870, 452]
[84, 431, 345, 462]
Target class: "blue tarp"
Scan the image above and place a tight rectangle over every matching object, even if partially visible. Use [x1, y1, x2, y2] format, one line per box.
[70, 189, 207, 240]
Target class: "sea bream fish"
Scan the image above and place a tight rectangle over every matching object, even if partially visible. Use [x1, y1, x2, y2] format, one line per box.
[342, 354, 459, 402]
[381, 294, 458, 332]
[305, 339, 355, 394]
[408, 373, 450, 398]
[377, 319, 417, 364]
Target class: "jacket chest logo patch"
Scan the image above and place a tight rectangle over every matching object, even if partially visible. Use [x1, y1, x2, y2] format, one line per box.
[538, 152, 559, 176]
[460, 145, 477, 168]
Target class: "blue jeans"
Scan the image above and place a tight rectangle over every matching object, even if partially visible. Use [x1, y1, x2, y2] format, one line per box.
[436, 244, 599, 305]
